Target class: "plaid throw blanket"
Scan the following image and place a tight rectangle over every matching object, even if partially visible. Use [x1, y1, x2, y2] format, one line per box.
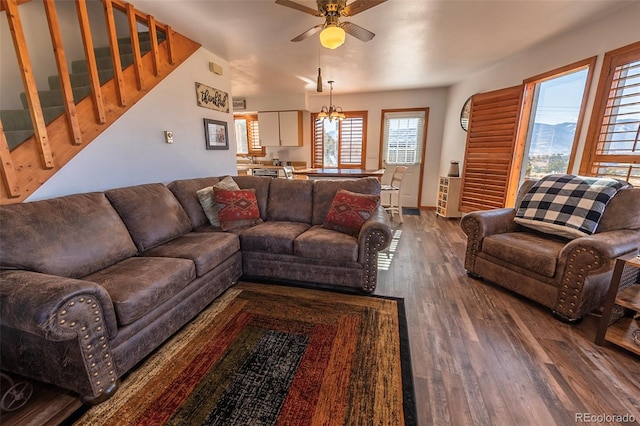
[515, 174, 629, 239]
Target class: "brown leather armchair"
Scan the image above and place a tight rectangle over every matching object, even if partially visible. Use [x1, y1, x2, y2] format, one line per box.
[461, 180, 640, 322]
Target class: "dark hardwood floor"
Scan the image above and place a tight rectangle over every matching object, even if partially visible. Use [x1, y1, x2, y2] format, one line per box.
[2, 211, 639, 425]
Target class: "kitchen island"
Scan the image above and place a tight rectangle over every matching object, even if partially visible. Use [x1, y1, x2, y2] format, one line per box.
[293, 168, 385, 180]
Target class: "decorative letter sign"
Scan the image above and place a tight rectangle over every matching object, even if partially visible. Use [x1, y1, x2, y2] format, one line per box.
[195, 82, 229, 113]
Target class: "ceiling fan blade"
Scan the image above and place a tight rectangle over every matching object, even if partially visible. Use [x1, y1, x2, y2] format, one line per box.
[341, 21, 375, 42]
[342, 0, 387, 17]
[275, 0, 323, 17]
[291, 24, 324, 42]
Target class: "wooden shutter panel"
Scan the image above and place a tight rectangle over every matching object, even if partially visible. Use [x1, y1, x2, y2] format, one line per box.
[459, 85, 524, 212]
[339, 115, 364, 167]
[580, 42, 640, 183]
[312, 115, 324, 168]
[246, 115, 265, 156]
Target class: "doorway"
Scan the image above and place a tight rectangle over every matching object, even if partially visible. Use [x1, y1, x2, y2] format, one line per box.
[379, 108, 428, 208]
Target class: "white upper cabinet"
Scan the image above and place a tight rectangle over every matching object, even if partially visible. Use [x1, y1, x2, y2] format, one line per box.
[258, 111, 303, 147]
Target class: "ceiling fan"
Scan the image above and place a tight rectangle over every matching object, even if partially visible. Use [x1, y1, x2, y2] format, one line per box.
[275, 0, 387, 49]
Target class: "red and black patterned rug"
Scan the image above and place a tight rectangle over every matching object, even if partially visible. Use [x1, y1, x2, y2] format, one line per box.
[70, 282, 416, 425]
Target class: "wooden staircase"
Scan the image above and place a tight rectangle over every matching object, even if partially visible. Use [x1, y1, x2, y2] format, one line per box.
[0, 0, 200, 204]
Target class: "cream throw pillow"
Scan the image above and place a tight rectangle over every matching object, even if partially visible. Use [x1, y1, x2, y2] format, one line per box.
[197, 176, 240, 227]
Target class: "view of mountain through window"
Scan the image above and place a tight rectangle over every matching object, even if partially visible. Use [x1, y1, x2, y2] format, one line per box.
[522, 68, 589, 180]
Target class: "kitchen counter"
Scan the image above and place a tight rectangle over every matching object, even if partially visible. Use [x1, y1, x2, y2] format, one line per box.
[293, 168, 385, 180]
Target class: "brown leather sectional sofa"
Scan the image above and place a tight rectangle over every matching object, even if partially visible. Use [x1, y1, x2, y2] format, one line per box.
[0, 175, 391, 403]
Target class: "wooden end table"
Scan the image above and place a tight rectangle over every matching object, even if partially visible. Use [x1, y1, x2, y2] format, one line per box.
[595, 252, 640, 355]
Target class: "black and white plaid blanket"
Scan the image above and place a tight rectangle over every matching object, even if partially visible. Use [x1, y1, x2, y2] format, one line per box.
[515, 174, 629, 239]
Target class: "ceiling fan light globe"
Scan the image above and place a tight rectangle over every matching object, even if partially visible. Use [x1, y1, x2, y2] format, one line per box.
[319, 26, 346, 49]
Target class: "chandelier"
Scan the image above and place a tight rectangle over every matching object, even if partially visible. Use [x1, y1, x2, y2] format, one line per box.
[317, 80, 345, 122]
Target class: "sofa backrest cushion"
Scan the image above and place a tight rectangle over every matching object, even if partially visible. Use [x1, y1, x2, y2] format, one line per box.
[167, 177, 221, 229]
[597, 187, 640, 232]
[106, 183, 192, 252]
[232, 176, 272, 219]
[312, 177, 381, 225]
[0, 193, 137, 278]
[267, 179, 314, 223]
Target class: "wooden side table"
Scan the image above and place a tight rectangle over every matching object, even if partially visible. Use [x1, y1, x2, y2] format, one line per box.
[595, 252, 640, 355]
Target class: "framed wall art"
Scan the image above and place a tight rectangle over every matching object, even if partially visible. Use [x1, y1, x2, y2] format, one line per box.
[204, 118, 229, 150]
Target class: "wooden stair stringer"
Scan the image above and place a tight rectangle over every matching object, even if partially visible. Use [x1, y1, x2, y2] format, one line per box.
[1, 30, 200, 204]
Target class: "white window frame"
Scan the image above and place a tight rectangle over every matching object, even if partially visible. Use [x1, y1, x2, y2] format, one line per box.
[382, 111, 425, 166]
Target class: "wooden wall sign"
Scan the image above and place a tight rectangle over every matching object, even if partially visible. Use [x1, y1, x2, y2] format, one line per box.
[195, 82, 229, 113]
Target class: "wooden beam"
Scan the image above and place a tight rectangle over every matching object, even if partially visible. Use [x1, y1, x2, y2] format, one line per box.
[76, 0, 107, 124]
[0, 0, 26, 11]
[0, 121, 20, 198]
[126, 3, 144, 90]
[166, 25, 175, 65]
[147, 15, 160, 76]
[103, 0, 126, 107]
[3, 0, 54, 170]
[43, 0, 82, 146]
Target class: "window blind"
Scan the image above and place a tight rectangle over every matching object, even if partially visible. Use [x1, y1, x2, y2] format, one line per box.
[312, 112, 366, 168]
[246, 115, 265, 156]
[339, 115, 364, 167]
[580, 42, 640, 185]
[383, 111, 425, 165]
[312, 115, 324, 168]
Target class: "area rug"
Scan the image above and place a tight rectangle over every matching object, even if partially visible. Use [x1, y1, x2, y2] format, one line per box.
[402, 207, 420, 216]
[71, 282, 416, 425]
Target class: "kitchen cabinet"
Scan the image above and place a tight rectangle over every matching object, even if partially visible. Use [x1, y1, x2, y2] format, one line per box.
[258, 111, 303, 147]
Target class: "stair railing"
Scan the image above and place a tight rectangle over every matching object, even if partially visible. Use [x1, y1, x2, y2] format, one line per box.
[0, 0, 197, 204]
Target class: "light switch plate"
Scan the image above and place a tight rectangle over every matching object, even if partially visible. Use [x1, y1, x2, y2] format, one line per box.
[164, 131, 174, 144]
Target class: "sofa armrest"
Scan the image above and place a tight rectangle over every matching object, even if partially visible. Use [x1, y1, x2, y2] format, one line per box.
[560, 229, 640, 267]
[357, 205, 393, 292]
[0, 270, 118, 340]
[554, 230, 640, 319]
[460, 208, 518, 273]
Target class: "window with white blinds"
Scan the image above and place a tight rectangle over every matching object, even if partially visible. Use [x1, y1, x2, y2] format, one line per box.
[581, 41, 640, 185]
[312, 112, 367, 168]
[383, 111, 425, 165]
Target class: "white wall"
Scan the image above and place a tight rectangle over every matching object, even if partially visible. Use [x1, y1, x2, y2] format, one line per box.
[28, 48, 236, 201]
[440, 2, 640, 179]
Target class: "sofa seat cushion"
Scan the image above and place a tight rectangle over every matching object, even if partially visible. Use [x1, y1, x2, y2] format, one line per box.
[84, 257, 196, 326]
[481, 232, 566, 278]
[239, 221, 311, 254]
[142, 232, 240, 276]
[295, 225, 358, 262]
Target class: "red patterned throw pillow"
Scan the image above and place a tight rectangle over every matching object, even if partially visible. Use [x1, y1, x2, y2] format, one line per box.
[323, 189, 380, 236]
[213, 188, 262, 231]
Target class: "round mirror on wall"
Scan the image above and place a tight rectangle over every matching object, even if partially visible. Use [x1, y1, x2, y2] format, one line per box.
[460, 96, 472, 131]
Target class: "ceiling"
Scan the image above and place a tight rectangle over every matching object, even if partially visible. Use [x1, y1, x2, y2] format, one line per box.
[136, 0, 630, 97]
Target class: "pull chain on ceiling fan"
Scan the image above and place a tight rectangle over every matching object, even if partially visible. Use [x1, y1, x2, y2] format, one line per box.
[275, 0, 387, 49]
